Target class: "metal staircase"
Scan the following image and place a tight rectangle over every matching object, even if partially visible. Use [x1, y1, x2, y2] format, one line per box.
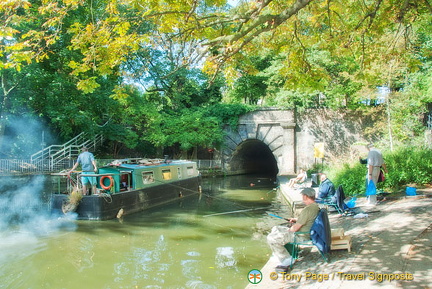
[30, 133, 104, 172]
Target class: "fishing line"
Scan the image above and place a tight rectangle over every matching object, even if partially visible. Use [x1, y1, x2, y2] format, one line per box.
[60, 169, 264, 213]
[266, 187, 279, 194]
[153, 178, 260, 210]
[155, 178, 282, 219]
[77, 170, 278, 215]
[202, 206, 270, 217]
[153, 178, 202, 195]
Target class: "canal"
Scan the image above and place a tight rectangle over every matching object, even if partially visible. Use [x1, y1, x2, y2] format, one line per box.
[0, 174, 292, 288]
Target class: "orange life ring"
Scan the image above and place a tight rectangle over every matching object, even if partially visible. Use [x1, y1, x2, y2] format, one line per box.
[100, 176, 114, 190]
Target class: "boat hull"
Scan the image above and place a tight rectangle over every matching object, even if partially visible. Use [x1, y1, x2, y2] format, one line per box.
[51, 177, 201, 220]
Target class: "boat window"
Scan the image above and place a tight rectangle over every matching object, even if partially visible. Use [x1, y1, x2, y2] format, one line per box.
[177, 167, 182, 179]
[162, 169, 172, 180]
[187, 166, 194, 176]
[120, 173, 131, 191]
[142, 171, 155, 184]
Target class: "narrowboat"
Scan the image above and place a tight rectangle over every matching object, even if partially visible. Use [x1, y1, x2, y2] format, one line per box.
[50, 158, 201, 220]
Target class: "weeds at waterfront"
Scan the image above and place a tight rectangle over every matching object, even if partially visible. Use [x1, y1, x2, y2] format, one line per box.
[327, 147, 432, 196]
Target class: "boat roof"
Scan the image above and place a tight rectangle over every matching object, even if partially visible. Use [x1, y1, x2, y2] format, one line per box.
[104, 158, 195, 170]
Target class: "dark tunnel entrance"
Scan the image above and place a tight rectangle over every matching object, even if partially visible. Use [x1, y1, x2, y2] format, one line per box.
[229, 140, 279, 176]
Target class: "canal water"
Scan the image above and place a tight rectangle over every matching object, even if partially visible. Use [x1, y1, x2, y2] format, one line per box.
[0, 174, 292, 289]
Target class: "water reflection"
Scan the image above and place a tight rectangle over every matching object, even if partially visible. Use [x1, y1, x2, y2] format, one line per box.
[0, 174, 289, 288]
[215, 247, 236, 268]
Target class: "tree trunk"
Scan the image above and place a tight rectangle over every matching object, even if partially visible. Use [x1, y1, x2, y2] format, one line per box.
[190, 146, 198, 160]
[0, 70, 24, 154]
[386, 64, 394, 151]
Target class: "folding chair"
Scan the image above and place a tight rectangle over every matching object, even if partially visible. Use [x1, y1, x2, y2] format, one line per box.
[321, 185, 347, 215]
[284, 208, 331, 268]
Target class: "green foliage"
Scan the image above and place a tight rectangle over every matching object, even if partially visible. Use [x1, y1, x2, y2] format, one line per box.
[143, 104, 253, 156]
[144, 108, 224, 157]
[389, 90, 427, 142]
[226, 74, 267, 105]
[332, 146, 432, 197]
[265, 89, 320, 110]
[384, 147, 432, 188]
[203, 103, 255, 128]
[17, 60, 119, 139]
[332, 163, 367, 197]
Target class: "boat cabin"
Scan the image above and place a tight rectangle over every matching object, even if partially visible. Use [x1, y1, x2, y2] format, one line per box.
[97, 158, 200, 194]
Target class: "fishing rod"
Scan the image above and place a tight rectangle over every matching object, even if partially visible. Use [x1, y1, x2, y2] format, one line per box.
[267, 213, 290, 221]
[202, 206, 270, 217]
[153, 178, 203, 195]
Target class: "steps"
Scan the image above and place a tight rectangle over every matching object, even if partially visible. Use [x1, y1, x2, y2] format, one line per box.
[30, 133, 103, 172]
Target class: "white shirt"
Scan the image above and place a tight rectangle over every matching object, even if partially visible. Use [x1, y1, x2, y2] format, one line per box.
[367, 149, 384, 167]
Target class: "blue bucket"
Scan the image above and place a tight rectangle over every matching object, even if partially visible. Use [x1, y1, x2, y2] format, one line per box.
[406, 187, 416, 196]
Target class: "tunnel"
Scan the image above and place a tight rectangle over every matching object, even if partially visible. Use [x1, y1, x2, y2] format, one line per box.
[229, 139, 279, 176]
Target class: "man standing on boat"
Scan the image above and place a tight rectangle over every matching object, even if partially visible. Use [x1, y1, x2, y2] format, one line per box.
[68, 146, 98, 195]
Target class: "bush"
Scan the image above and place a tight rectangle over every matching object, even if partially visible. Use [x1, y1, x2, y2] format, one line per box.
[332, 163, 367, 197]
[385, 147, 432, 188]
[331, 146, 432, 196]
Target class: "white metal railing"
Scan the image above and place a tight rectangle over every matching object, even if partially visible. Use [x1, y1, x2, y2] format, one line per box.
[0, 158, 222, 175]
[31, 132, 86, 162]
[30, 133, 103, 171]
[193, 159, 222, 170]
[0, 159, 75, 175]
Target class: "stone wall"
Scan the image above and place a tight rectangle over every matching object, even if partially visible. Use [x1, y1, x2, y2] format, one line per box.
[218, 108, 378, 175]
[295, 108, 373, 171]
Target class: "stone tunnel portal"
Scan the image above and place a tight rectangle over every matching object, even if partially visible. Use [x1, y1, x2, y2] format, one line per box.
[229, 140, 279, 176]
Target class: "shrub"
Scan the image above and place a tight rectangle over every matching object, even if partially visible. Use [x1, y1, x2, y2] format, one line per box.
[332, 163, 367, 197]
[331, 146, 432, 196]
[385, 147, 432, 188]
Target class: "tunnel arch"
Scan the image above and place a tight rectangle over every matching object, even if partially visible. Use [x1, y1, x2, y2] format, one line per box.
[220, 109, 296, 175]
[229, 139, 279, 176]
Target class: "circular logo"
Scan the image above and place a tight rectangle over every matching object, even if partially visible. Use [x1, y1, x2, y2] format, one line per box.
[248, 269, 263, 284]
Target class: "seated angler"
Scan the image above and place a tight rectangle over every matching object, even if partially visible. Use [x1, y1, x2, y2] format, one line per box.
[266, 188, 319, 272]
[316, 174, 336, 202]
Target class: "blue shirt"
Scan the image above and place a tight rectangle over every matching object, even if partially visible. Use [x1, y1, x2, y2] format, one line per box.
[77, 151, 95, 172]
[318, 178, 336, 199]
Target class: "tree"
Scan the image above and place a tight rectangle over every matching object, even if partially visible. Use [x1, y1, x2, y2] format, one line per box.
[2, 0, 431, 96]
[1, 0, 431, 157]
[144, 108, 223, 159]
[0, 0, 133, 155]
[142, 103, 253, 159]
[4, 0, 429, 91]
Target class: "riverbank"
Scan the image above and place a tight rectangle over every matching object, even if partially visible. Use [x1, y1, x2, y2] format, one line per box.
[246, 176, 432, 289]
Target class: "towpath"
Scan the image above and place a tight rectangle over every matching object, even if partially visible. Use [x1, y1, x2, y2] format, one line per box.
[246, 176, 432, 289]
